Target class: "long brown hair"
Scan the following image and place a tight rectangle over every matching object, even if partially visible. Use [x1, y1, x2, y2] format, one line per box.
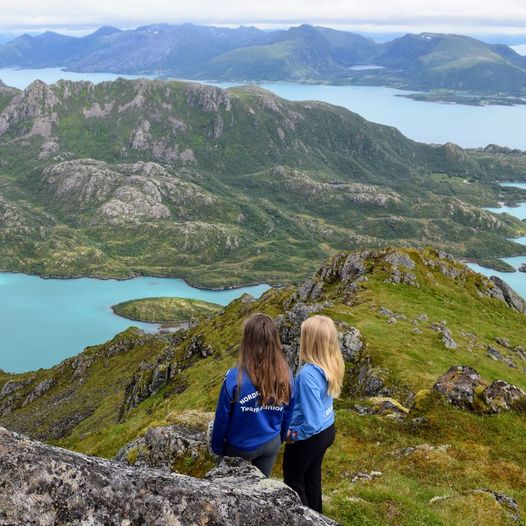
[300, 315, 345, 398]
[237, 313, 291, 406]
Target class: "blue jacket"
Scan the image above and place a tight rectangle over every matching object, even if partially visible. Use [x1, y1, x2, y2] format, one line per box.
[288, 363, 334, 441]
[211, 367, 295, 455]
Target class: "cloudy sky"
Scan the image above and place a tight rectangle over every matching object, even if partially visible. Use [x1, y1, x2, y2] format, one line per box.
[1, 0, 526, 37]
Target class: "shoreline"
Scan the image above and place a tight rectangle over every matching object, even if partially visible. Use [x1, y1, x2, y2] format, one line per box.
[0, 268, 275, 293]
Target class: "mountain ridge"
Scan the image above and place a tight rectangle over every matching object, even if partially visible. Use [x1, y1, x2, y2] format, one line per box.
[1, 24, 525, 96]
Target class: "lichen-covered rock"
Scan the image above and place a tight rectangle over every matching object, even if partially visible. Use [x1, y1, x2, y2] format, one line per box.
[481, 380, 526, 413]
[441, 328, 458, 350]
[433, 366, 483, 410]
[430, 321, 457, 349]
[115, 424, 208, 471]
[393, 443, 451, 458]
[339, 327, 364, 361]
[0, 427, 337, 525]
[367, 397, 409, 418]
[276, 302, 326, 367]
[118, 361, 173, 420]
[184, 335, 215, 359]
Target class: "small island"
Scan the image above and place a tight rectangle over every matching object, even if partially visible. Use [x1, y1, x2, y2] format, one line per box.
[112, 297, 222, 325]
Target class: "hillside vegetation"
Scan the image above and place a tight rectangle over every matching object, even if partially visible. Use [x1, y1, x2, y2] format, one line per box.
[1, 248, 525, 525]
[0, 78, 525, 286]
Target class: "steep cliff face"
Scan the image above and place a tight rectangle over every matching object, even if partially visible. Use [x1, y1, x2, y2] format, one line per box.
[0, 427, 337, 525]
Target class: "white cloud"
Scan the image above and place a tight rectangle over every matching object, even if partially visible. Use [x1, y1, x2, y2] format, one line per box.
[0, 0, 526, 35]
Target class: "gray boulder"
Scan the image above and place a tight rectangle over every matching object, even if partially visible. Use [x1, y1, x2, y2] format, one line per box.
[0, 427, 338, 526]
[489, 276, 526, 313]
[481, 380, 526, 413]
[115, 425, 207, 471]
[339, 327, 364, 361]
[433, 366, 482, 409]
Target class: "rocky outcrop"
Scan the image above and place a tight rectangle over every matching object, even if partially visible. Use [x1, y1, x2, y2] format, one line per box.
[433, 366, 482, 410]
[39, 159, 214, 226]
[481, 380, 526, 413]
[0, 79, 60, 138]
[115, 424, 208, 471]
[0, 427, 337, 525]
[433, 365, 526, 414]
[118, 361, 175, 420]
[489, 276, 526, 314]
[487, 346, 516, 368]
[430, 322, 458, 349]
[184, 335, 215, 359]
[276, 301, 327, 367]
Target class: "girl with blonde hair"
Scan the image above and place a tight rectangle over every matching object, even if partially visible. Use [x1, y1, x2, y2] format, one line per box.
[283, 315, 345, 512]
[211, 313, 294, 477]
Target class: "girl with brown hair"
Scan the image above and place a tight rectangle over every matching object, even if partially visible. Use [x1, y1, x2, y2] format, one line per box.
[283, 315, 345, 513]
[211, 313, 294, 477]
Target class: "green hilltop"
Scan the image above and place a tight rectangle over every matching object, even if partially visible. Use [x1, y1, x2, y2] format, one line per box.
[1, 247, 525, 525]
[0, 78, 526, 286]
[112, 297, 221, 323]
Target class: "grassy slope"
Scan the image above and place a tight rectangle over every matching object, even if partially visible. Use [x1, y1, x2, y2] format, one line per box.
[0, 248, 525, 525]
[112, 297, 221, 323]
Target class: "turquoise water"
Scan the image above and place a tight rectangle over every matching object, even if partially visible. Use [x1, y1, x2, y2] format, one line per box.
[1, 67, 526, 148]
[472, 182, 526, 299]
[469, 258, 526, 298]
[485, 182, 526, 219]
[0, 273, 269, 373]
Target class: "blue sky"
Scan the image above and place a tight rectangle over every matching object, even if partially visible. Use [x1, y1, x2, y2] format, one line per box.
[1, 0, 526, 38]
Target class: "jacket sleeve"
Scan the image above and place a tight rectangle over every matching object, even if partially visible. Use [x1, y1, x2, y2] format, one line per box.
[211, 372, 234, 455]
[280, 375, 295, 442]
[288, 370, 324, 441]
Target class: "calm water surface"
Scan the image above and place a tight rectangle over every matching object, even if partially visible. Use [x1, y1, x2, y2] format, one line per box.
[471, 182, 526, 298]
[0, 273, 269, 373]
[0, 67, 152, 89]
[484, 182, 526, 219]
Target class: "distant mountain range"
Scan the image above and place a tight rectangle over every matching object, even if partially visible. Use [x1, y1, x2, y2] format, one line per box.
[1, 24, 526, 96]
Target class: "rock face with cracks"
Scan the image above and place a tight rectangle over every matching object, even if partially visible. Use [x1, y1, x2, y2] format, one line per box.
[0, 427, 338, 526]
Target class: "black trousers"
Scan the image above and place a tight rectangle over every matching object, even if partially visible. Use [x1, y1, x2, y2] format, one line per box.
[282, 423, 336, 513]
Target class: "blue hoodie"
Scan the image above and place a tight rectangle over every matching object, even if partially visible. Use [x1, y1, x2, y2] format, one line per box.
[211, 367, 295, 455]
[288, 363, 334, 441]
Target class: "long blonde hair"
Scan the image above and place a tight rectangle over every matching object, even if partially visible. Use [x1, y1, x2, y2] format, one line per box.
[300, 315, 345, 398]
[238, 313, 291, 406]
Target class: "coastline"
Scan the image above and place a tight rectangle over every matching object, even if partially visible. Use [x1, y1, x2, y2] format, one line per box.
[0, 268, 275, 293]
